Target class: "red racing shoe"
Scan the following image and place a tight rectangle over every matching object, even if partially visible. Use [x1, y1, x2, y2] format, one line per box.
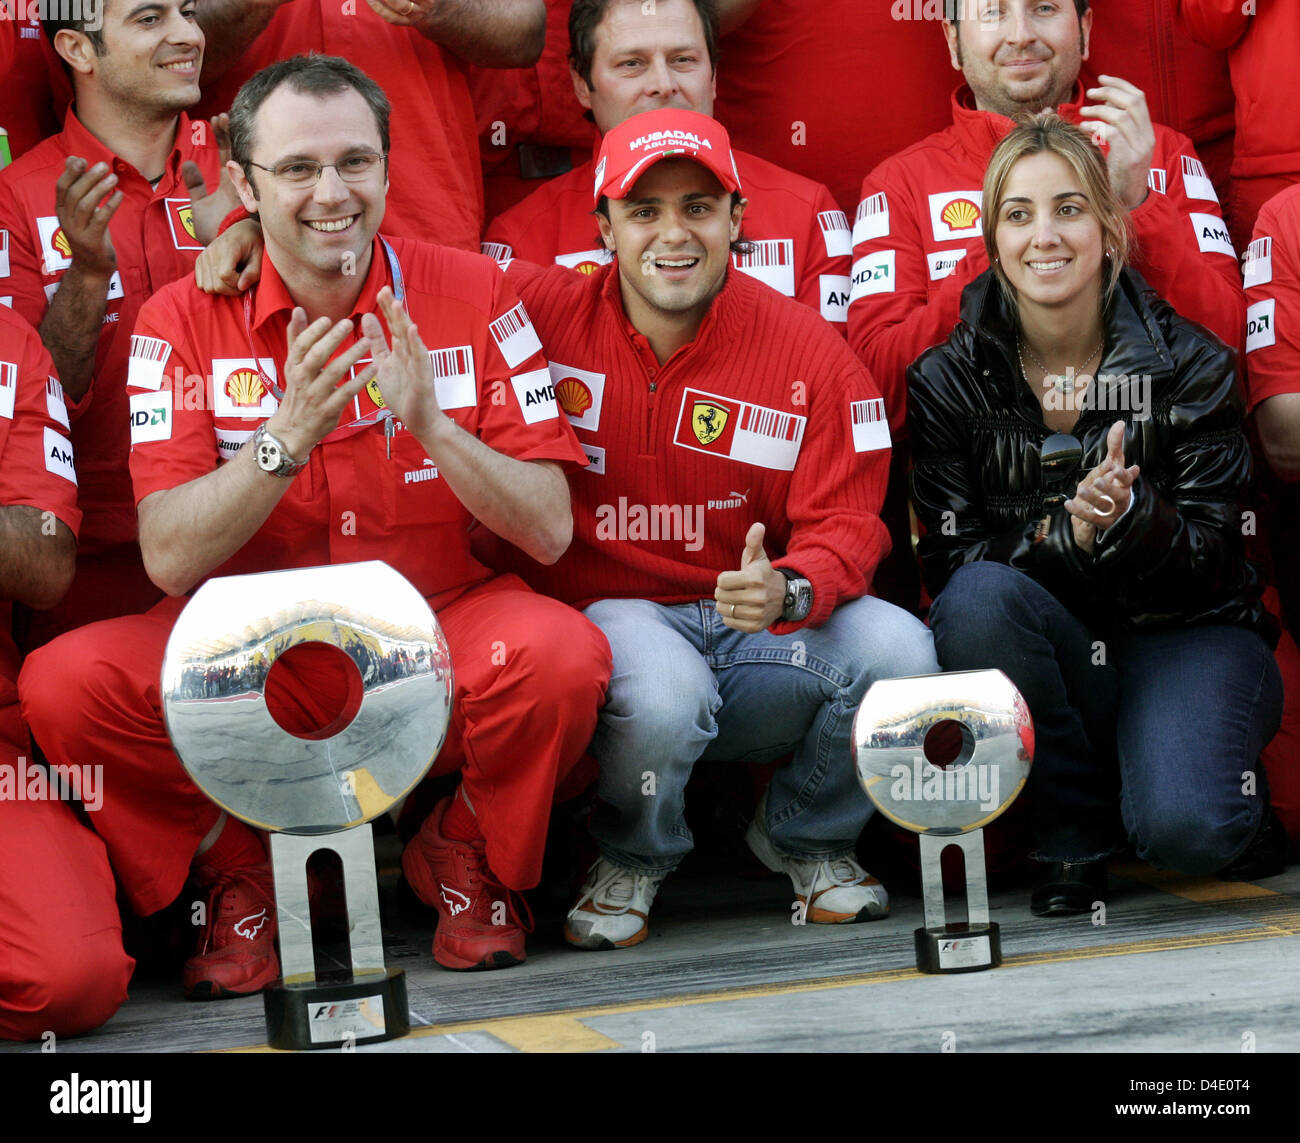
[184, 862, 281, 1001]
[401, 794, 532, 971]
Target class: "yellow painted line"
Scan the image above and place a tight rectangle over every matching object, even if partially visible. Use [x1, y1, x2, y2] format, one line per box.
[474, 1014, 622, 1053]
[1111, 861, 1286, 903]
[221, 908, 1300, 1052]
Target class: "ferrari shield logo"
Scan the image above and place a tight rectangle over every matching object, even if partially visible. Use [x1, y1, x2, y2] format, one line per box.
[178, 204, 197, 241]
[692, 401, 729, 445]
[366, 377, 386, 409]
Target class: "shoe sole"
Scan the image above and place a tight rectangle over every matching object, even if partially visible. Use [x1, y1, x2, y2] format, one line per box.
[803, 898, 890, 924]
[434, 947, 525, 972]
[563, 919, 648, 950]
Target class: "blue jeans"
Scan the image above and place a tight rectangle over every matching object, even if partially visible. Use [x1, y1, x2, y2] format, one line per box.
[582, 595, 941, 873]
[930, 562, 1283, 873]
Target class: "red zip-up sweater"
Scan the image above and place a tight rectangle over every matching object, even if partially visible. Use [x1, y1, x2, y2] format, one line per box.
[501, 259, 892, 633]
[849, 83, 1244, 435]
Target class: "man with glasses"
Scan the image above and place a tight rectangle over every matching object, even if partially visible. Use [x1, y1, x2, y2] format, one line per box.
[20, 55, 611, 995]
[0, 0, 230, 649]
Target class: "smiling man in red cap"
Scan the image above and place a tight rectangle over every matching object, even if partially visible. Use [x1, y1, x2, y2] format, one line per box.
[497, 108, 940, 949]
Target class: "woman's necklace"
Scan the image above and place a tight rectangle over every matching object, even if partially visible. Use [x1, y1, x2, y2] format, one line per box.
[1018, 336, 1104, 394]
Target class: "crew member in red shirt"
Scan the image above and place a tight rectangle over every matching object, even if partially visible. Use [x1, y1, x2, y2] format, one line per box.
[0, 0, 229, 648]
[498, 109, 940, 949]
[849, 0, 1244, 437]
[0, 307, 133, 1042]
[194, 0, 546, 251]
[711, 0, 953, 215]
[20, 56, 610, 993]
[1176, 0, 1300, 253]
[483, 0, 852, 334]
[1240, 186, 1300, 842]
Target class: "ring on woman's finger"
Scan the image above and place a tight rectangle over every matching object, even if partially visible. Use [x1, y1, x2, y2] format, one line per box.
[1094, 491, 1117, 515]
[728, 603, 736, 618]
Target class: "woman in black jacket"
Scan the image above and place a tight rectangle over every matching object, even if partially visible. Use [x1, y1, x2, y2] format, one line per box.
[908, 113, 1285, 915]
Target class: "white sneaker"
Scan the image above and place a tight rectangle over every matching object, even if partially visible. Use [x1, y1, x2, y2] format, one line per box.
[564, 859, 666, 950]
[745, 799, 889, 923]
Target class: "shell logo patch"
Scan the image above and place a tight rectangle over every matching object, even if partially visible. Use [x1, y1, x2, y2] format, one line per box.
[928, 191, 984, 243]
[556, 376, 593, 417]
[53, 227, 71, 257]
[225, 369, 263, 407]
[692, 401, 730, 445]
[940, 198, 980, 232]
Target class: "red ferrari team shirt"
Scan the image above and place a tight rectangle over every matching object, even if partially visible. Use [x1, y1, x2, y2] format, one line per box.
[849, 84, 1245, 433]
[711, 1, 953, 215]
[0, 17, 70, 161]
[467, 0, 596, 221]
[1085, 1, 1234, 191]
[0, 110, 222, 552]
[503, 260, 892, 634]
[0, 306, 80, 755]
[196, 0, 482, 252]
[484, 151, 852, 332]
[127, 235, 587, 607]
[1243, 183, 1300, 413]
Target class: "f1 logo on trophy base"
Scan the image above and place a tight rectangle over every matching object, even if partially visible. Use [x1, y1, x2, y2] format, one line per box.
[161, 561, 453, 1049]
[853, 670, 1033, 974]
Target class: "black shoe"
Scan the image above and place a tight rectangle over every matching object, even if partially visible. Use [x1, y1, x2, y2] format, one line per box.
[1030, 860, 1108, 917]
[1219, 810, 1289, 882]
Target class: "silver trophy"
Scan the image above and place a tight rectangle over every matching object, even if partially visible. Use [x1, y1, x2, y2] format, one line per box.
[852, 670, 1033, 973]
[161, 561, 453, 1048]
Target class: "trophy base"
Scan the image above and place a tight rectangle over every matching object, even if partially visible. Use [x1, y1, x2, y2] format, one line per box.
[264, 967, 409, 1050]
[914, 923, 1001, 975]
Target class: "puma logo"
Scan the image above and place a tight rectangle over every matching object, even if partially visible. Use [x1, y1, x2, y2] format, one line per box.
[234, 908, 269, 939]
[440, 884, 471, 917]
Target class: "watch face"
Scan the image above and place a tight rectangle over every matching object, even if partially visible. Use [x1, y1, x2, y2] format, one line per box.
[255, 437, 281, 471]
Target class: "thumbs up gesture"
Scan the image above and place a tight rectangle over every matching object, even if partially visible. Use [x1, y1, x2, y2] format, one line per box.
[715, 522, 787, 633]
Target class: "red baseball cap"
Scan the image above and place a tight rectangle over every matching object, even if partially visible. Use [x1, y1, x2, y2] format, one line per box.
[593, 109, 742, 207]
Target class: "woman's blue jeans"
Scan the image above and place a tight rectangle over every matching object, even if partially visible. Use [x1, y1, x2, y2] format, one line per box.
[929, 562, 1283, 873]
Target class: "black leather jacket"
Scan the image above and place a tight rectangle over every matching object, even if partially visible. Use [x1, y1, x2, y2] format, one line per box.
[907, 267, 1274, 643]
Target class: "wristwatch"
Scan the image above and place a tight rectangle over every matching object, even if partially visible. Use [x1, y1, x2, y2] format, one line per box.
[778, 568, 813, 623]
[249, 424, 309, 478]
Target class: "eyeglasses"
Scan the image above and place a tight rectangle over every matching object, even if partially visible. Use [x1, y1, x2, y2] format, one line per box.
[247, 152, 388, 186]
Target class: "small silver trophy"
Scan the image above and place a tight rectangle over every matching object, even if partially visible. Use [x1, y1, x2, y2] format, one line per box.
[853, 670, 1033, 973]
[161, 561, 453, 1047]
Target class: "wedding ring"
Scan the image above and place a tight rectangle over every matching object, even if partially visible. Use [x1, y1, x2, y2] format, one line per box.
[729, 603, 736, 618]
[404, 1, 415, 13]
[1094, 491, 1117, 516]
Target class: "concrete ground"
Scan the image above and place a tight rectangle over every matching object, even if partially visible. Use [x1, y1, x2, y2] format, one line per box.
[4, 848, 1297, 1057]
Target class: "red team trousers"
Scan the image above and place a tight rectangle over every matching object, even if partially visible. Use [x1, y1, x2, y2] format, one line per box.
[19, 573, 610, 919]
[0, 792, 134, 1041]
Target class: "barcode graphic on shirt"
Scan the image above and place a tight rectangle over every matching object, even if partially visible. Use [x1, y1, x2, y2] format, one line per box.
[127, 335, 171, 390]
[1244, 237, 1273, 287]
[853, 192, 890, 244]
[733, 240, 796, 296]
[428, 344, 476, 409]
[818, 210, 852, 257]
[741, 404, 802, 442]
[1181, 155, 1219, 202]
[851, 398, 890, 452]
[490, 301, 543, 368]
[1147, 168, 1167, 195]
[46, 375, 68, 429]
[481, 241, 512, 267]
[0, 361, 15, 420]
[735, 240, 792, 268]
[429, 345, 473, 379]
